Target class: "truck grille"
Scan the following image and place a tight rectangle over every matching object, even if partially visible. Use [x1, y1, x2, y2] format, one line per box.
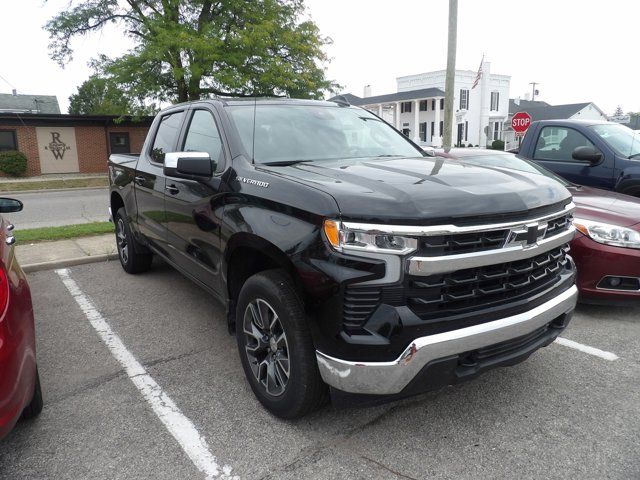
[406, 245, 570, 320]
[419, 212, 573, 256]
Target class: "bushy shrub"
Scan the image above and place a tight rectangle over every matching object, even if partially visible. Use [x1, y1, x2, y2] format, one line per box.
[491, 140, 505, 151]
[468, 143, 474, 148]
[0, 151, 28, 177]
[459, 143, 466, 148]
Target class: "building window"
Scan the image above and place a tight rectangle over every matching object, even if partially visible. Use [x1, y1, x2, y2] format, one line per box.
[439, 120, 444, 136]
[430, 122, 435, 139]
[491, 91, 500, 111]
[419, 122, 427, 142]
[431, 100, 436, 110]
[109, 132, 130, 154]
[400, 101, 412, 113]
[419, 100, 428, 111]
[440, 99, 445, 110]
[493, 122, 501, 141]
[459, 89, 469, 110]
[401, 128, 411, 137]
[0, 130, 17, 152]
[465, 121, 468, 142]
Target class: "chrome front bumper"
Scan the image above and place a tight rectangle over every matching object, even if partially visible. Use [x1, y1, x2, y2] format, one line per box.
[316, 285, 578, 395]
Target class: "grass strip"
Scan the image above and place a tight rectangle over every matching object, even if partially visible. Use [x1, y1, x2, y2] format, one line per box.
[14, 222, 114, 244]
[0, 177, 108, 192]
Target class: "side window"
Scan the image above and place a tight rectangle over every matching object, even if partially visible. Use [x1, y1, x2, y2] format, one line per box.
[150, 111, 185, 163]
[182, 110, 223, 168]
[533, 126, 595, 162]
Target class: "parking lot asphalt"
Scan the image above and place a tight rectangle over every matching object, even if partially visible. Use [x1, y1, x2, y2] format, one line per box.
[1, 260, 638, 480]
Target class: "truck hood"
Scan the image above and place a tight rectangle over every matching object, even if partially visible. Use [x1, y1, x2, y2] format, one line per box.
[259, 156, 571, 223]
[571, 186, 640, 228]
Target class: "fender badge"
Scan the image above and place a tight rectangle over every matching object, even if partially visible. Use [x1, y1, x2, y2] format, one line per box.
[237, 176, 269, 188]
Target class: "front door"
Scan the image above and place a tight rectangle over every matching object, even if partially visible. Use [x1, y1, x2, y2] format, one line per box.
[134, 109, 186, 253]
[163, 108, 227, 293]
[531, 125, 614, 189]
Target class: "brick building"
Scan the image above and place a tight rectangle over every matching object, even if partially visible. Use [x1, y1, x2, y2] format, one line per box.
[0, 113, 153, 176]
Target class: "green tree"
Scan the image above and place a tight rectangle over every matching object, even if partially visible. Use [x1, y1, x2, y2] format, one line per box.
[69, 75, 137, 115]
[47, 0, 339, 104]
[614, 105, 624, 117]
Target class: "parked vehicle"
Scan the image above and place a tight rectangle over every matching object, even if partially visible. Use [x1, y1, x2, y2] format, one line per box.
[437, 149, 640, 305]
[108, 98, 577, 418]
[518, 119, 640, 197]
[0, 198, 42, 440]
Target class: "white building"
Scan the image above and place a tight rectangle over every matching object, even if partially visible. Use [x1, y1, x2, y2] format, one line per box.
[335, 62, 510, 147]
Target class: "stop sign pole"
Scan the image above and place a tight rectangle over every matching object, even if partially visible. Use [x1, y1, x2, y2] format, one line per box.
[512, 111, 532, 148]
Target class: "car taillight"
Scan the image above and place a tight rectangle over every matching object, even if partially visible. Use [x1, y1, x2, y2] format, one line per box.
[0, 264, 9, 315]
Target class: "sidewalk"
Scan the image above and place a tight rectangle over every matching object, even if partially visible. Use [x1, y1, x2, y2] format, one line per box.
[15, 234, 118, 273]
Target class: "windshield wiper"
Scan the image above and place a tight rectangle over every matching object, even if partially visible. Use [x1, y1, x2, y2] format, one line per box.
[260, 160, 314, 166]
[375, 154, 404, 158]
[629, 153, 640, 159]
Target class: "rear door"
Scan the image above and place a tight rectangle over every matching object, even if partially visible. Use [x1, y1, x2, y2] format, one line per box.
[134, 109, 186, 253]
[530, 125, 615, 189]
[163, 107, 228, 293]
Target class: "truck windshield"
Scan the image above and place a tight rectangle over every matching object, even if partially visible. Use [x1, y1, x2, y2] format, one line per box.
[589, 123, 640, 158]
[227, 104, 422, 164]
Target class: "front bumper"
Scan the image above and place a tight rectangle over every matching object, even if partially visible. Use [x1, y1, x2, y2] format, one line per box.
[316, 285, 577, 396]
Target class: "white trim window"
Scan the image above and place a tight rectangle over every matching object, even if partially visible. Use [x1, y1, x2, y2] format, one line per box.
[459, 89, 469, 110]
[493, 121, 501, 141]
[490, 91, 500, 111]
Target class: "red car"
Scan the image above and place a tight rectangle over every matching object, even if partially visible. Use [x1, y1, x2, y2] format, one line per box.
[436, 149, 640, 305]
[0, 197, 42, 440]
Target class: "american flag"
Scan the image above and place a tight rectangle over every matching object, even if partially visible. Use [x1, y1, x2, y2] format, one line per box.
[472, 56, 484, 89]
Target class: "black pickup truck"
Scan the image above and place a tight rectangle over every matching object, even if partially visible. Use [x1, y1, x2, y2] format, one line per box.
[108, 98, 578, 418]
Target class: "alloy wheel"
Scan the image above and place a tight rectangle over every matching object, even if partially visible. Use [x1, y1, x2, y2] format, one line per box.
[116, 218, 129, 265]
[242, 298, 290, 397]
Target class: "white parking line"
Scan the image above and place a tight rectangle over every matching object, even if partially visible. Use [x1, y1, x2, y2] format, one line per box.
[55, 268, 238, 480]
[555, 337, 619, 361]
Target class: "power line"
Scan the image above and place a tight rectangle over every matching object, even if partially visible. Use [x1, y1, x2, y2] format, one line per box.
[0, 73, 16, 90]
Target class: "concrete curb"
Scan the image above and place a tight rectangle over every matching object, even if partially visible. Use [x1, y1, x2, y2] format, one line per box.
[0, 186, 108, 195]
[22, 253, 120, 273]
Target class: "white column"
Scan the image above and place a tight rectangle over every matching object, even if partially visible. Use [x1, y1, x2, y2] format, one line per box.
[395, 102, 401, 129]
[413, 99, 420, 142]
[377, 104, 382, 117]
[433, 98, 441, 147]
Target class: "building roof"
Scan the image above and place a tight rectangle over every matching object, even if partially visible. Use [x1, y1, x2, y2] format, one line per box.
[518, 103, 595, 121]
[0, 112, 154, 127]
[0, 93, 61, 114]
[508, 99, 550, 114]
[330, 87, 446, 106]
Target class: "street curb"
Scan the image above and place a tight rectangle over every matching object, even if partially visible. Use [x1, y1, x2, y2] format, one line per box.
[0, 186, 108, 195]
[22, 253, 119, 273]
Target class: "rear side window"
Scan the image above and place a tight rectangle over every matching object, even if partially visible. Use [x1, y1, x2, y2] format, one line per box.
[150, 111, 185, 163]
[533, 126, 594, 162]
[182, 110, 223, 166]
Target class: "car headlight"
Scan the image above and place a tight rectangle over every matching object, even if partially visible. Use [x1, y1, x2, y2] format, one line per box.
[323, 220, 418, 255]
[573, 218, 640, 249]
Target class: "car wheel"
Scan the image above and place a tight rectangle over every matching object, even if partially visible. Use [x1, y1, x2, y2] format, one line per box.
[115, 207, 152, 274]
[235, 269, 326, 419]
[21, 367, 43, 419]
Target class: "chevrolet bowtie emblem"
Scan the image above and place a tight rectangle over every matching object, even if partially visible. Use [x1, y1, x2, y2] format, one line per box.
[505, 222, 548, 249]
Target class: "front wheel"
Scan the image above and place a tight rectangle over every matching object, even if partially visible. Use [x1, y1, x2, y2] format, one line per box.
[235, 269, 326, 419]
[21, 367, 43, 419]
[115, 207, 152, 274]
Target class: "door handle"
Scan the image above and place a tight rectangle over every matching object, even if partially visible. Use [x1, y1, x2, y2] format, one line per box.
[134, 175, 145, 185]
[165, 184, 180, 195]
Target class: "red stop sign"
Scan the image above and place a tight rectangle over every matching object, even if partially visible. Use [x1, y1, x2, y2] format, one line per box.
[512, 111, 532, 134]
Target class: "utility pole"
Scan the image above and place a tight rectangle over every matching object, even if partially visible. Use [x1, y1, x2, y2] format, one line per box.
[529, 82, 539, 101]
[443, 0, 458, 149]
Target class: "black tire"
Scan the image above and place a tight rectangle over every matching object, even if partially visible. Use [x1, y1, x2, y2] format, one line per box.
[115, 207, 152, 274]
[235, 269, 327, 419]
[21, 367, 43, 420]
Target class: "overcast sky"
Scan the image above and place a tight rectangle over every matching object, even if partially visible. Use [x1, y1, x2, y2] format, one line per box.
[2, 0, 638, 114]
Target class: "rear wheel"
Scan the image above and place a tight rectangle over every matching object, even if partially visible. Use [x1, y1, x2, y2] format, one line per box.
[21, 367, 43, 419]
[115, 207, 152, 274]
[235, 269, 326, 419]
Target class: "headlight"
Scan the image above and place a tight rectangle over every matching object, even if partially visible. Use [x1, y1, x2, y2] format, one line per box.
[573, 218, 640, 249]
[323, 220, 418, 255]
